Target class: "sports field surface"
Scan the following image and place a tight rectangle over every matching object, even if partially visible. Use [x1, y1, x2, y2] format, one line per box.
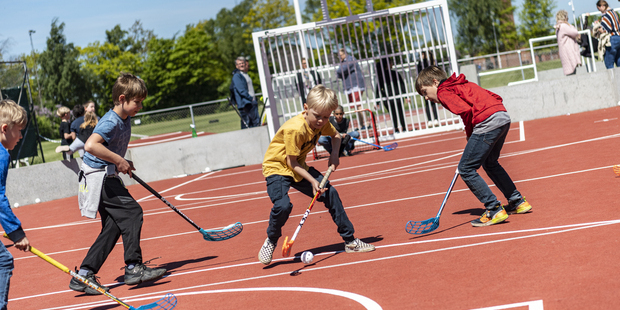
[7, 106, 620, 309]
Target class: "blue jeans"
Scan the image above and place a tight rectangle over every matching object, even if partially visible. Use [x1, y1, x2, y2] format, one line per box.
[458, 123, 522, 210]
[604, 35, 620, 69]
[318, 131, 359, 154]
[265, 167, 355, 243]
[0, 245, 14, 310]
[239, 103, 260, 129]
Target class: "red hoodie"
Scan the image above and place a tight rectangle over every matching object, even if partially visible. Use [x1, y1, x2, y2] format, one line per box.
[437, 73, 506, 137]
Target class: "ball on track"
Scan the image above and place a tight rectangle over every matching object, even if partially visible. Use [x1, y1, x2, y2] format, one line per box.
[300, 251, 314, 264]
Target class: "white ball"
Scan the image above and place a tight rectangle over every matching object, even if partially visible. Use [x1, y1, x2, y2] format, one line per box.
[300, 251, 314, 264]
[13, 203, 19, 208]
[205, 167, 211, 172]
[35, 198, 41, 203]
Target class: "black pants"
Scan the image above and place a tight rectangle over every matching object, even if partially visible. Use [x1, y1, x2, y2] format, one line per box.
[265, 167, 355, 243]
[383, 99, 406, 132]
[80, 177, 143, 273]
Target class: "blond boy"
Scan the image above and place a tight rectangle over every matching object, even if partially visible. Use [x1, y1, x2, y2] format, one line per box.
[258, 85, 375, 265]
[0, 99, 31, 308]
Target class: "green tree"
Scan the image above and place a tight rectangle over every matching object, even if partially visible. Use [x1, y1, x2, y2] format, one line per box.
[518, 0, 556, 42]
[38, 18, 92, 109]
[79, 21, 153, 113]
[142, 22, 227, 110]
[449, 0, 508, 56]
[79, 42, 142, 112]
[212, 0, 254, 93]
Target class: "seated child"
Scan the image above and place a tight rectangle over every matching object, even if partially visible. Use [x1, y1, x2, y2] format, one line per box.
[258, 85, 375, 265]
[56, 111, 98, 158]
[318, 105, 359, 157]
[415, 66, 532, 227]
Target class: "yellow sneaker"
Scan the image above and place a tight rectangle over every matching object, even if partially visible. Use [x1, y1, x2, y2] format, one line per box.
[471, 205, 508, 227]
[504, 198, 532, 214]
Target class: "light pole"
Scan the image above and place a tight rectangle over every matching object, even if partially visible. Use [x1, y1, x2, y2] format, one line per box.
[491, 11, 502, 69]
[28, 30, 43, 108]
[569, 1, 576, 28]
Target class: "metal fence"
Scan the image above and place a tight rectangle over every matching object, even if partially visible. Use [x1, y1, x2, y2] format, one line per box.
[131, 96, 263, 138]
[253, 0, 462, 140]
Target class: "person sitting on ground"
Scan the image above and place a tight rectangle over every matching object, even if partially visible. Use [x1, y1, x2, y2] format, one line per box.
[318, 105, 360, 157]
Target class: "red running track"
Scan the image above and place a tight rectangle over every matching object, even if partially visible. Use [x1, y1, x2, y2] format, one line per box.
[7, 107, 620, 309]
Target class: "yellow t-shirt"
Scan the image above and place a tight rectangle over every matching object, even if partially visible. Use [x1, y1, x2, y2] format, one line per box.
[262, 112, 337, 182]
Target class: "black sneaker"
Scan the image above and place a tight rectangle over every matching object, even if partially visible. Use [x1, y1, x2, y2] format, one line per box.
[124, 263, 167, 285]
[69, 270, 109, 295]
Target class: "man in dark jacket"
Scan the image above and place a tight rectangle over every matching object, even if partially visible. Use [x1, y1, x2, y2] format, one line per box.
[231, 57, 260, 128]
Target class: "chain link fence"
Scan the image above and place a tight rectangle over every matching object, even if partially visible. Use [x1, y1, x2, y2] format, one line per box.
[131, 95, 264, 139]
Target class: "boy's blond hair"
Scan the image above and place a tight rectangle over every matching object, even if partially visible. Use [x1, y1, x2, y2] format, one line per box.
[56, 106, 70, 118]
[112, 73, 147, 105]
[80, 111, 98, 129]
[415, 65, 448, 94]
[306, 85, 338, 112]
[0, 99, 27, 128]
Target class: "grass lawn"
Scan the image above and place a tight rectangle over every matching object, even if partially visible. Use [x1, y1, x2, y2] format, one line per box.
[480, 59, 563, 89]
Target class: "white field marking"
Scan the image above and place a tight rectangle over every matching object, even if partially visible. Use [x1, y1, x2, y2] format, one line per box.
[135, 131, 182, 140]
[128, 132, 205, 147]
[13, 163, 615, 238]
[136, 171, 217, 202]
[25, 220, 618, 309]
[471, 299, 544, 310]
[594, 117, 618, 123]
[175, 191, 266, 201]
[45, 287, 383, 310]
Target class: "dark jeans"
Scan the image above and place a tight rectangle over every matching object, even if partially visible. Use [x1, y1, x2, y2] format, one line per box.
[265, 167, 355, 243]
[604, 35, 620, 69]
[240, 103, 260, 129]
[0, 245, 13, 310]
[458, 123, 522, 210]
[318, 131, 359, 154]
[81, 177, 144, 273]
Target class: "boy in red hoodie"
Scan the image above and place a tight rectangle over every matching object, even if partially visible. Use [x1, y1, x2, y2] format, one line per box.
[415, 66, 532, 227]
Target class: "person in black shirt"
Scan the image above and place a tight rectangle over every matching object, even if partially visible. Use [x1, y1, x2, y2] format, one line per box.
[318, 106, 359, 156]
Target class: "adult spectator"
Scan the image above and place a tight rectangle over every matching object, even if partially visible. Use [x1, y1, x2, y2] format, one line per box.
[336, 48, 367, 129]
[417, 51, 439, 127]
[375, 57, 407, 133]
[597, 0, 620, 68]
[555, 10, 581, 75]
[296, 58, 323, 104]
[231, 57, 260, 128]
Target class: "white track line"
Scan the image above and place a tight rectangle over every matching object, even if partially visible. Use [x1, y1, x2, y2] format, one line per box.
[24, 219, 619, 309]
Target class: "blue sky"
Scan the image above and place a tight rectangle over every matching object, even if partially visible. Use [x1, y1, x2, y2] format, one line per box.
[0, 0, 597, 59]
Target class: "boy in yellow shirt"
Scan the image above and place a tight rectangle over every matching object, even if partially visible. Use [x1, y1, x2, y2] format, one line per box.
[258, 85, 375, 265]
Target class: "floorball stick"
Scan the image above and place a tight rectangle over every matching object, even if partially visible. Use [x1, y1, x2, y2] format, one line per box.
[405, 168, 459, 234]
[282, 167, 334, 257]
[132, 173, 243, 241]
[3, 235, 176, 310]
[350, 137, 397, 151]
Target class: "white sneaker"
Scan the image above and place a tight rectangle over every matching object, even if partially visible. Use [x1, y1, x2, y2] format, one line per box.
[55, 145, 70, 153]
[432, 119, 440, 127]
[344, 238, 375, 253]
[258, 238, 276, 265]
